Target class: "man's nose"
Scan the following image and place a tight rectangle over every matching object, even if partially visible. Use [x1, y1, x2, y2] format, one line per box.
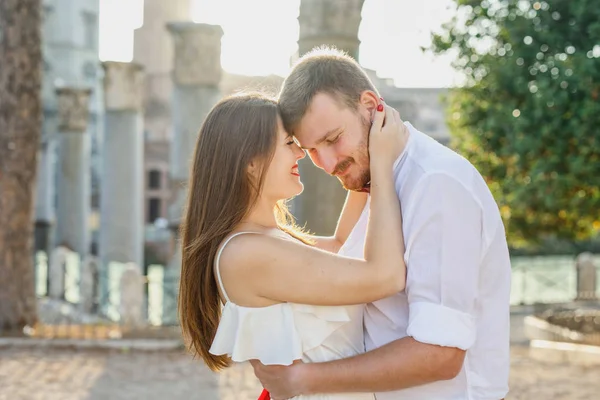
[311, 149, 337, 175]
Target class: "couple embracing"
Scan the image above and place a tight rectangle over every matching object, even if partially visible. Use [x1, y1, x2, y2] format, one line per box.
[178, 47, 511, 400]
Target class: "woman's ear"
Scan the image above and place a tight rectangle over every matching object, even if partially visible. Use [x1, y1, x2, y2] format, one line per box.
[246, 159, 263, 194]
[247, 159, 258, 178]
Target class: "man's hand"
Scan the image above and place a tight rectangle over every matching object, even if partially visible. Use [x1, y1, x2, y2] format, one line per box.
[250, 360, 306, 400]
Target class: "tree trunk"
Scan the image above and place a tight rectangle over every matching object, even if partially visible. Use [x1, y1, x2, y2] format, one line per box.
[0, 0, 42, 333]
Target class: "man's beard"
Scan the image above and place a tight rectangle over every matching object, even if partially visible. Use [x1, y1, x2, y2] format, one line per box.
[332, 114, 371, 191]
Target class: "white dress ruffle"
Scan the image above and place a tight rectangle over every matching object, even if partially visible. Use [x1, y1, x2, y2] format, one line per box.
[210, 302, 351, 365]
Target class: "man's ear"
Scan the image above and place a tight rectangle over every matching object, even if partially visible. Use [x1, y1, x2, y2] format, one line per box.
[358, 90, 380, 121]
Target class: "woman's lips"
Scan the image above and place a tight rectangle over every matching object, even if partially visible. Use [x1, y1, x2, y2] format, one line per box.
[291, 164, 300, 176]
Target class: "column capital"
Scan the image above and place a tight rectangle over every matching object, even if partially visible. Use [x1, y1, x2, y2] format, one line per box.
[298, 0, 365, 59]
[102, 61, 145, 111]
[167, 22, 223, 86]
[55, 87, 92, 132]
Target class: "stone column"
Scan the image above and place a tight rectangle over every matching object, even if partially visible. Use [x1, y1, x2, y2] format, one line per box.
[55, 88, 92, 259]
[100, 62, 145, 270]
[298, 0, 365, 59]
[48, 246, 69, 300]
[166, 22, 223, 234]
[163, 22, 223, 325]
[575, 252, 598, 301]
[133, 0, 191, 142]
[80, 255, 98, 314]
[293, 0, 365, 235]
[34, 135, 57, 255]
[119, 263, 145, 327]
[134, 0, 191, 76]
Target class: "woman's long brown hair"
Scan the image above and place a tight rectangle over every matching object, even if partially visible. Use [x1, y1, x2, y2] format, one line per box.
[178, 93, 309, 371]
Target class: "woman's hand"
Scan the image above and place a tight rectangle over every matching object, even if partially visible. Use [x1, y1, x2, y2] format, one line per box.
[368, 101, 409, 172]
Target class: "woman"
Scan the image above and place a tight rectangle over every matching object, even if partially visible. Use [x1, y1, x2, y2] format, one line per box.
[178, 92, 407, 399]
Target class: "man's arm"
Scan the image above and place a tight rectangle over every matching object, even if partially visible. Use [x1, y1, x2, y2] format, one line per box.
[253, 173, 482, 398]
[301, 336, 464, 394]
[252, 336, 465, 399]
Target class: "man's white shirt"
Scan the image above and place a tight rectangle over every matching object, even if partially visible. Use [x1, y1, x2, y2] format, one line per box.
[338, 123, 511, 400]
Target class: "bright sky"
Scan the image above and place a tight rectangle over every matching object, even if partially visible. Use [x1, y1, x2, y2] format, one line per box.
[99, 0, 458, 88]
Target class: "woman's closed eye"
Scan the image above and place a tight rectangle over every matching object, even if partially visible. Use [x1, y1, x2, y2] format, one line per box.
[286, 136, 301, 146]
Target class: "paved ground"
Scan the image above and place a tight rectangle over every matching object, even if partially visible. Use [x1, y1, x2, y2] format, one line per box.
[0, 345, 598, 400]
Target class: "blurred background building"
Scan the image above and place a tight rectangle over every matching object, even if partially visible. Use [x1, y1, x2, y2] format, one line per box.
[34, 0, 453, 266]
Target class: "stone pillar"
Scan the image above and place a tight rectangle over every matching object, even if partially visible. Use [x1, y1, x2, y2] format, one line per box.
[100, 62, 145, 270]
[48, 246, 69, 300]
[34, 136, 54, 298]
[166, 22, 223, 234]
[134, 0, 191, 142]
[292, 0, 365, 235]
[42, 2, 104, 239]
[119, 263, 146, 327]
[134, 0, 191, 87]
[34, 136, 56, 255]
[298, 0, 365, 60]
[575, 252, 598, 301]
[163, 22, 223, 325]
[80, 255, 98, 314]
[55, 87, 92, 259]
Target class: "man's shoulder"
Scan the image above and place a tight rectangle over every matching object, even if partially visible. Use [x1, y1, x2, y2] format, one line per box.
[415, 132, 473, 173]
[405, 127, 501, 218]
[400, 128, 478, 191]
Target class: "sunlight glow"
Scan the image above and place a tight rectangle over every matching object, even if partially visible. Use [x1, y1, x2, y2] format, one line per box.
[99, 0, 459, 88]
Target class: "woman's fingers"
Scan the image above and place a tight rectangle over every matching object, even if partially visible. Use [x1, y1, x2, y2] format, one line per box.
[370, 102, 386, 136]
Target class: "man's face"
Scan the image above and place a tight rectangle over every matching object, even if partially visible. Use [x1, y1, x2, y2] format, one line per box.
[294, 93, 372, 191]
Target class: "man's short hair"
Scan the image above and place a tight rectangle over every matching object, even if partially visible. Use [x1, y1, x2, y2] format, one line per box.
[277, 46, 379, 134]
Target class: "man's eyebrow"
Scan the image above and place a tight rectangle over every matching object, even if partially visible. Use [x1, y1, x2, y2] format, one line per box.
[300, 127, 342, 150]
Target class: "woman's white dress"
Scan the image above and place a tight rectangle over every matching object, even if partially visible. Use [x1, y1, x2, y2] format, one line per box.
[209, 232, 374, 400]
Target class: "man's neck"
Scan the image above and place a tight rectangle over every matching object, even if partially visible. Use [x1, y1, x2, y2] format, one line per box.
[357, 181, 371, 193]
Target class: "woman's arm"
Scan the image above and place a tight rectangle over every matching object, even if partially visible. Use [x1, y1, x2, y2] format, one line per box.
[220, 104, 408, 307]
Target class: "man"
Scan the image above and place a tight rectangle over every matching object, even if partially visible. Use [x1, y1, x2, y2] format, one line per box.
[252, 47, 511, 400]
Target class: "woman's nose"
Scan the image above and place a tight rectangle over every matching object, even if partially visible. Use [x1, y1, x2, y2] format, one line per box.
[294, 144, 306, 160]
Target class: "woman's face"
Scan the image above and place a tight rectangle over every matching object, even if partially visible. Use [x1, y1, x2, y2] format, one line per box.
[258, 117, 306, 201]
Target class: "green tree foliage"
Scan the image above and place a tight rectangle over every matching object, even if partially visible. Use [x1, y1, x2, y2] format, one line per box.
[429, 0, 600, 246]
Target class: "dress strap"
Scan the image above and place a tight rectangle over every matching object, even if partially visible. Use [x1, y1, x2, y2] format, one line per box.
[214, 231, 258, 303]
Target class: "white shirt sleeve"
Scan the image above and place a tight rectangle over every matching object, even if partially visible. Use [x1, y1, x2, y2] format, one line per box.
[403, 172, 482, 350]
